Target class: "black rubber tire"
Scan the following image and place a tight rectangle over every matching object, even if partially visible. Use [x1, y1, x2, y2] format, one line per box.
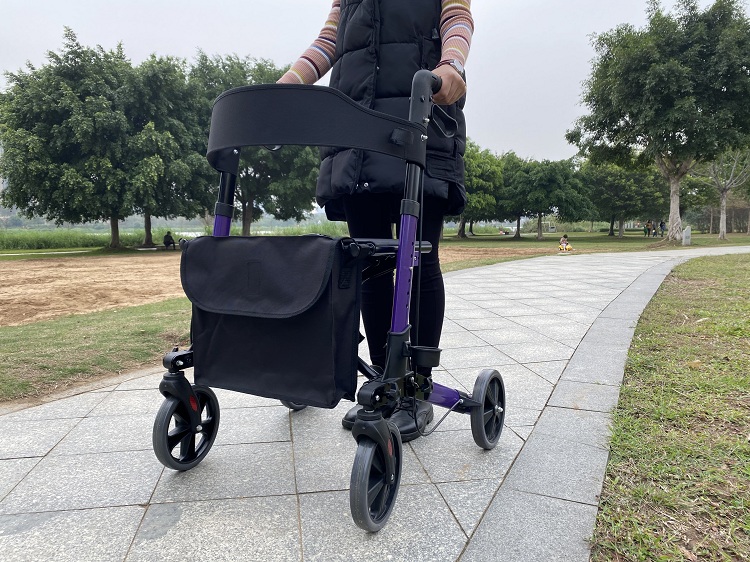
[280, 400, 308, 411]
[350, 422, 403, 532]
[470, 369, 505, 450]
[153, 385, 220, 471]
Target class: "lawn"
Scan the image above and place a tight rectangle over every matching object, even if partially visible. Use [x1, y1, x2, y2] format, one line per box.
[590, 254, 750, 561]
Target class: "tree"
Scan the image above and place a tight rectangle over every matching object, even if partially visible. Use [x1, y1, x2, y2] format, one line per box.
[126, 56, 215, 245]
[567, 0, 750, 241]
[458, 140, 503, 237]
[0, 31, 213, 248]
[691, 149, 750, 239]
[524, 159, 587, 240]
[496, 152, 533, 239]
[0, 29, 135, 247]
[189, 53, 319, 235]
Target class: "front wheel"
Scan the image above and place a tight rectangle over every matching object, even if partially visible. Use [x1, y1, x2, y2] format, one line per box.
[349, 422, 402, 532]
[153, 385, 220, 471]
[470, 369, 505, 450]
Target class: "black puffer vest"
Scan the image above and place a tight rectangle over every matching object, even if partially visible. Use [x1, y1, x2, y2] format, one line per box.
[317, 0, 467, 219]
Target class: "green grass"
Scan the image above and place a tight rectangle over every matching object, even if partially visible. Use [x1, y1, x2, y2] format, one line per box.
[591, 254, 750, 561]
[0, 298, 191, 400]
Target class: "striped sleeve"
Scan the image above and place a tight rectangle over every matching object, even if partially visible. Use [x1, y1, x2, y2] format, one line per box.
[439, 0, 474, 67]
[278, 1, 340, 84]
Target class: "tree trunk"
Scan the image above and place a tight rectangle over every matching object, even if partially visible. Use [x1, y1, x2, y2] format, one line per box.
[718, 190, 728, 240]
[608, 215, 615, 236]
[709, 207, 714, 235]
[655, 156, 691, 242]
[513, 216, 521, 239]
[667, 174, 683, 241]
[109, 217, 120, 249]
[618, 217, 625, 238]
[143, 212, 154, 247]
[457, 215, 467, 238]
[536, 214, 544, 240]
[469, 220, 474, 235]
[241, 201, 252, 236]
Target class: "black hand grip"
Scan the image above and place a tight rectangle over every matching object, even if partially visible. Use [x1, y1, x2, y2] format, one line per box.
[431, 74, 443, 95]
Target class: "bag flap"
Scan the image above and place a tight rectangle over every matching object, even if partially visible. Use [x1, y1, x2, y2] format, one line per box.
[181, 235, 337, 318]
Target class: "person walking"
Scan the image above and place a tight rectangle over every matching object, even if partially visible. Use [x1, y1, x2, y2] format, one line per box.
[278, 0, 473, 441]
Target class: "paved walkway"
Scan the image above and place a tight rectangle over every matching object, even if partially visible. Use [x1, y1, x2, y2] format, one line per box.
[1, 246, 749, 561]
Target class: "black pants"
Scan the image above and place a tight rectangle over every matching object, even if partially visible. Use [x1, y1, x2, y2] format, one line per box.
[343, 192, 446, 373]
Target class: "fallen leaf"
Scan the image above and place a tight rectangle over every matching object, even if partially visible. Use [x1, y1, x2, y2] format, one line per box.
[678, 546, 698, 562]
[695, 318, 709, 324]
[686, 360, 702, 369]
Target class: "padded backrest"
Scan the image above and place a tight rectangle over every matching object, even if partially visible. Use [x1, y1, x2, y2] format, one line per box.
[207, 84, 428, 175]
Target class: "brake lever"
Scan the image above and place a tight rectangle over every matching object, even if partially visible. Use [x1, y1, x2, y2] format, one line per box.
[430, 105, 457, 139]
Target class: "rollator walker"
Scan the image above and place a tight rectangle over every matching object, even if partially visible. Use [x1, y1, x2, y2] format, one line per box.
[152, 70, 506, 532]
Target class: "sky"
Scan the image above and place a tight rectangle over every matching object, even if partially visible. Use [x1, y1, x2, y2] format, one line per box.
[1, 0, 715, 161]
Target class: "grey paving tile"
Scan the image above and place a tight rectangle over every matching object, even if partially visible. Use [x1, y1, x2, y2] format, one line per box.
[214, 405, 291, 446]
[151, 442, 296, 502]
[535, 406, 612, 449]
[437, 478, 500, 535]
[502, 432, 609, 505]
[485, 302, 548, 316]
[409, 428, 523, 483]
[445, 307, 503, 320]
[507, 425, 533, 441]
[562, 349, 628, 385]
[0, 506, 145, 562]
[0, 458, 40, 500]
[497, 364, 554, 411]
[469, 326, 542, 345]
[509, 314, 591, 339]
[49, 413, 152, 456]
[500, 406, 540, 428]
[289, 400, 356, 440]
[525, 360, 568, 384]
[440, 346, 516, 370]
[494, 340, 575, 363]
[293, 436, 356, 493]
[299, 485, 466, 561]
[440, 330, 495, 349]
[0, 418, 80, 459]
[0, 450, 163, 514]
[88, 389, 165, 417]
[460, 488, 597, 562]
[128, 497, 301, 562]
[1, 393, 106, 421]
[548, 379, 622, 413]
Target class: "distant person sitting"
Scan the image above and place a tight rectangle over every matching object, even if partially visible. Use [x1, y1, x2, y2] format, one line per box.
[559, 234, 573, 252]
[163, 231, 176, 250]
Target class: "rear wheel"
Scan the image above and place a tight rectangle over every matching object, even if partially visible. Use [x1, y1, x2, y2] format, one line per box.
[350, 422, 402, 532]
[280, 400, 307, 411]
[153, 385, 220, 471]
[470, 369, 505, 450]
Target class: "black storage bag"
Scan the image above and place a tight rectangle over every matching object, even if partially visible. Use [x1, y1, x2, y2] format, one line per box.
[180, 235, 362, 408]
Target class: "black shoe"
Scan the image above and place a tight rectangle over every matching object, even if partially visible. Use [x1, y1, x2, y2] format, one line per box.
[341, 404, 362, 430]
[342, 365, 384, 430]
[390, 398, 433, 443]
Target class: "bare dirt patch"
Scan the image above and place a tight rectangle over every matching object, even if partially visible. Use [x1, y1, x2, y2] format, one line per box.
[0, 252, 184, 326]
[0, 245, 548, 328]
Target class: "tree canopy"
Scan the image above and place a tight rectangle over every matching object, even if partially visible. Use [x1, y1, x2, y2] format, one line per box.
[0, 33, 321, 245]
[567, 0, 750, 241]
[189, 53, 319, 235]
